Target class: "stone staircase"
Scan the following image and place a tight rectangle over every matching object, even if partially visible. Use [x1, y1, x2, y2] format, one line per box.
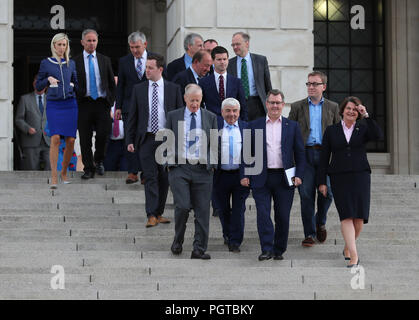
[0, 171, 418, 300]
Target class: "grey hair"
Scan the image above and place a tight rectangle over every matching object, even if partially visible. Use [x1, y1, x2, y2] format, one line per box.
[184, 83, 202, 96]
[233, 31, 250, 42]
[221, 98, 241, 110]
[184, 33, 203, 52]
[82, 29, 98, 40]
[128, 31, 147, 44]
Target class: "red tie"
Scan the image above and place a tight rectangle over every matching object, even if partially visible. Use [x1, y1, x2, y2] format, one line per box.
[113, 117, 120, 138]
[219, 75, 225, 101]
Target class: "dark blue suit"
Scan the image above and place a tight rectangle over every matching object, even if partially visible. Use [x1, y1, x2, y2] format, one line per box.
[198, 74, 248, 121]
[167, 54, 186, 81]
[214, 118, 250, 247]
[243, 116, 305, 256]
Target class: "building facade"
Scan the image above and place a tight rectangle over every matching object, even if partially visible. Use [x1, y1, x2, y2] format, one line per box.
[1, 0, 418, 173]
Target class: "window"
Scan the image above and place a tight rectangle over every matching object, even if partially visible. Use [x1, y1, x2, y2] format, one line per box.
[314, 0, 386, 151]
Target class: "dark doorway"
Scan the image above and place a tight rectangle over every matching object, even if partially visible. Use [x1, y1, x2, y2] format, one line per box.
[13, 0, 128, 169]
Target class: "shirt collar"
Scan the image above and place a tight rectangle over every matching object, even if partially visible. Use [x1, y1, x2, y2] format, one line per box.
[223, 120, 238, 128]
[308, 96, 324, 106]
[189, 66, 199, 81]
[135, 50, 147, 62]
[341, 120, 355, 130]
[238, 52, 251, 63]
[185, 107, 201, 117]
[83, 50, 96, 58]
[266, 115, 282, 123]
[214, 70, 227, 79]
[150, 77, 164, 87]
[184, 53, 193, 64]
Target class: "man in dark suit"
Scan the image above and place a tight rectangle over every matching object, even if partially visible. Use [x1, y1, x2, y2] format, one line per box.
[74, 29, 116, 179]
[203, 39, 218, 53]
[15, 75, 50, 170]
[214, 98, 249, 253]
[126, 54, 183, 228]
[228, 32, 272, 121]
[288, 71, 340, 247]
[165, 84, 218, 260]
[172, 50, 212, 104]
[199, 46, 248, 121]
[115, 31, 156, 184]
[241, 89, 305, 261]
[166, 33, 204, 81]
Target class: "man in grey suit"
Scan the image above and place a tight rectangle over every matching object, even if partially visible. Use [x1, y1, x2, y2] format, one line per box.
[228, 32, 272, 121]
[165, 84, 218, 260]
[15, 75, 51, 170]
[288, 71, 340, 247]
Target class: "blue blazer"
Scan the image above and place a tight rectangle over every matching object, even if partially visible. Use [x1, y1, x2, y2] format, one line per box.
[242, 116, 305, 188]
[37, 58, 78, 101]
[199, 74, 248, 121]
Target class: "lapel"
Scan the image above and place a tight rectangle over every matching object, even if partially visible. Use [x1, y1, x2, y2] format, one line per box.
[250, 53, 258, 78]
[302, 99, 310, 130]
[162, 80, 169, 114]
[226, 74, 232, 98]
[338, 121, 359, 145]
[230, 57, 238, 77]
[321, 99, 329, 132]
[142, 81, 150, 122]
[96, 53, 105, 88]
[281, 116, 289, 152]
[78, 55, 87, 89]
[210, 74, 221, 102]
[129, 54, 139, 81]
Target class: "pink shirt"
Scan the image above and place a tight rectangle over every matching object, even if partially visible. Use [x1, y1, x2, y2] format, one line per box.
[266, 115, 283, 169]
[342, 120, 355, 143]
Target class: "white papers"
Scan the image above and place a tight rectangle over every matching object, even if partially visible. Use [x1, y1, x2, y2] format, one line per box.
[285, 167, 296, 187]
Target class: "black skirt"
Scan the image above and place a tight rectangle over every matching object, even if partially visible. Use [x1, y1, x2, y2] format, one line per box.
[330, 171, 370, 224]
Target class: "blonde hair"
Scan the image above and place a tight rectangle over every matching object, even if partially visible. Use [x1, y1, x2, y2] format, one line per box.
[50, 33, 70, 66]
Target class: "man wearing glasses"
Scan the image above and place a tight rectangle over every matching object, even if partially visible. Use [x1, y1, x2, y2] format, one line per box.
[288, 71, 340, 247]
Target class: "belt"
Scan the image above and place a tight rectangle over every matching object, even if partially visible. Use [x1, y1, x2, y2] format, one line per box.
[267, 168, 284, 173]
[220, 169, 240, 173]
[305, 145, 322, 150]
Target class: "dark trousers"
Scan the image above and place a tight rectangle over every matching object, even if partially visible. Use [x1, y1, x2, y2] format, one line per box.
[103, 138, 128, 171]
[214, 170, 250, 246]
[252, 170, 294, 255]
[122, 112, 141, 174]
[140, 134, 169, 218]
[247, 96, 266, 121]
[297, 148, 333, 238]
[78, 98, 111, 172]
[168, 164, 213, 253]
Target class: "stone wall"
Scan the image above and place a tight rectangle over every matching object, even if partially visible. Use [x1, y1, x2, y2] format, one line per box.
[0, 0, 13, 170]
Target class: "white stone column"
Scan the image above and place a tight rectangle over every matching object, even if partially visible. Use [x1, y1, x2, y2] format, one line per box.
[166, 0, 314, 113]
[0, 0, 13, 171]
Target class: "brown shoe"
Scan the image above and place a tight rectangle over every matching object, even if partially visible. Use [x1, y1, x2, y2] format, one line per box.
[146, 216, 158, 228]
[302, 237, 315, 247]
[157, 216, 170, 224]
[126, 173, 139, 184]
[316, 224, 327, 243]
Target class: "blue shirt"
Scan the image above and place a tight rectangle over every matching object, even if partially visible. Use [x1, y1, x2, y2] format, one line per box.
[184, 54, 193, 70]
[184, 107, 202, 160]
[236, 52, 257, 96]
[221, 120, 242, 170]
[306, 97, 324, 146]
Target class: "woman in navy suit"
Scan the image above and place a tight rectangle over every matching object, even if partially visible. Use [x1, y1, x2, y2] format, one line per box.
[37, 33, 78, 188]
[318, 96, 383, 268]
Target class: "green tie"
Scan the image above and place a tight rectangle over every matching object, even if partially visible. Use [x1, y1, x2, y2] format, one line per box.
[241, 58, 250, 99]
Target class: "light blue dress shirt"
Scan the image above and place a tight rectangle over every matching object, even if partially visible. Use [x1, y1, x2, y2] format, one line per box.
[306, 97, 324, 146]
[236, 52, 257, 97]
[221, 120, 242, 170]
[184, 54, 193, 70]
[83, 51, 106, 98]
[184, 107, 202, 160]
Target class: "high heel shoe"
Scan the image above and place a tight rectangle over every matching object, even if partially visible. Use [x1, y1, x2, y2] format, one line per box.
[60, 175, 71, 184]
[347, 259, 360, 268]
[342, 250, 350, 261]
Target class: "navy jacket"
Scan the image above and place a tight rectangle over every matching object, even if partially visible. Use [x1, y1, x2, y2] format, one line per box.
[241, 116, 305, 188]
[36, 58, 78, 101]
[317, 118, 383, 185]
[199, 73, 248, 121]
[167, 54, 186, 81]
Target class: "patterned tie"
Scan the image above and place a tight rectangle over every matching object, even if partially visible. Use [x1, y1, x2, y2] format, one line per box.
[38, 95, 44, 115]
[88, 54, 98, 100]
[150, 82, 159, 134]
[136, 58, 143, 79]
[219, 75, 225, 101]
[227, 125, 234, 165]
[189, 112, 197, 148]
[241, 59, 250, 99]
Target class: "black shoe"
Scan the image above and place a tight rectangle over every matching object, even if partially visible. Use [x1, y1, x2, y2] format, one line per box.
[81, 171, 95, 180]
[171, 241, 183, 255]
[228, 244, 240, 253]
[191, 250, 211, 260]
[258, 252, 272, 261]
[212, 209, 220, 217]
[273, 254, 284, 260]
[95, 162, 105, 176]
[347, 259, 360, 268]
[223, 236, 229, 245]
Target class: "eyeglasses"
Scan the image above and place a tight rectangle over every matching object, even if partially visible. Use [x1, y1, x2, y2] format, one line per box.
[306, 82, 324, 87]
[267, 101, 284, 105]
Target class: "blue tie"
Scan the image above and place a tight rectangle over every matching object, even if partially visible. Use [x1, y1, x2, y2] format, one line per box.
[38, 95, 44, 115]
[227, 125, 234, 165]
[189, 112, 197, 148]
[136, 58, 143, 79]
[88, 54, 98, 100]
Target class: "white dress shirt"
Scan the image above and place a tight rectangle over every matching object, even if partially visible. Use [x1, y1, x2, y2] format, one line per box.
[134, 50, 148, 79]
[214, 71, 227, 95]
[83, 50, 106, 98]
[147, 77, 166, 132]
